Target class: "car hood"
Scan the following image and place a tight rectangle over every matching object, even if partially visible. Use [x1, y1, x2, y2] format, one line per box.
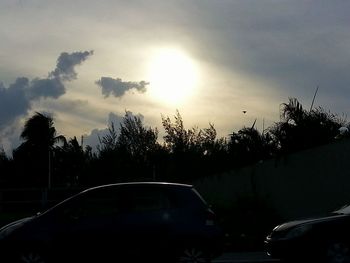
[275, 214, 348, 231]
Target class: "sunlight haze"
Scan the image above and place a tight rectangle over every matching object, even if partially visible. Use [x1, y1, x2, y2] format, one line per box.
[1, 0, 350, 153]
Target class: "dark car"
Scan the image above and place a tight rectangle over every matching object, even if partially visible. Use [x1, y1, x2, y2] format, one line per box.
[265, 204, 350, 262]
[0, 182, 223, 263]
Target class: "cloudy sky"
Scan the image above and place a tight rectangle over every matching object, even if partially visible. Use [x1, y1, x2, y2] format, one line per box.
[1, 0, 350, 153]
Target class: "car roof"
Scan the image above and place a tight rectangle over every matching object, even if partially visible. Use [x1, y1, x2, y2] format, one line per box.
[82, 182, 193, 194]
[43, 182, 194, 215]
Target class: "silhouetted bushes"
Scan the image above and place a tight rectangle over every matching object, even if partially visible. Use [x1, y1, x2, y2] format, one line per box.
[0, 98, 348, 188]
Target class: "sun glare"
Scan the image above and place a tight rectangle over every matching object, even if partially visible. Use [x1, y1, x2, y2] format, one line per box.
[147, 48, 199, 105]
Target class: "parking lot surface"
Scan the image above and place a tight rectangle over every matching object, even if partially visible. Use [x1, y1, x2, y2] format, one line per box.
[213, 252, 280, 263]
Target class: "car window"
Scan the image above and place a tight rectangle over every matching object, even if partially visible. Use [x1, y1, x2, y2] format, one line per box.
[78, 194, 121, 217]
[49, 188, 123, 219]
[169, 187, 208, 210]
[123, 187, 171, 213]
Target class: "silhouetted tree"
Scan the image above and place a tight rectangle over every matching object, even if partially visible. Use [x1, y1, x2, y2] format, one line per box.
[3, 98, 348, 188]
[117, 113, 161, 180]
[54, 136, 87, 187]
[228, 125, 276, 167]
[162, 111, 228, 181]
[0, 147, 12, 187]
[270, 98, 345, 154]
[90, 122, 122, 185]
[95, 112, 161, 183]
[280, 98, 305, 125]
[19, 112, 66, 150]
[162, 110, 190, 154]
[118, 113, 159, 161]
[162, 110, 220, 155]
[0, 147, 8, 163]
[13, 112, 66, 187]
[98, 122, 119, 154]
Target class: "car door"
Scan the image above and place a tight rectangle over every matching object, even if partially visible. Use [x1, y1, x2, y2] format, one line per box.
[49, 188, 126, 261]
[118, 186, 173, 257]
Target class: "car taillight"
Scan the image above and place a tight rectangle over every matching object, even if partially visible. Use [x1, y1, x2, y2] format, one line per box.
[205, 210, 216, 226]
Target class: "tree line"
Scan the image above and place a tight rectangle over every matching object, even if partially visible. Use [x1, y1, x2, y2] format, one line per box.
[0, 98, 348, 189]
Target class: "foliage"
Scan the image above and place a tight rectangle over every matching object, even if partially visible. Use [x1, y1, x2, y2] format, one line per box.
[228, 126, 276, 167]
[0, 147, 9, 163]
[12, 112, 66, 187]
[162, 110, 225, 156]
[93, 112, 162, 184]
[161, 110, 228, 182]
[0, 147, 11, 186]
[162, 110, 192, 154]
[54, 137, 87, 187]
[118, 112, 159, 160]
[97, 122, 118, 153]
[270, 98, 345, 154]
[0, 97, 348, 188]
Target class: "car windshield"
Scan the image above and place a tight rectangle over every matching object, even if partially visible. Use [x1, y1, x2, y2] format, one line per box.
[333, 204, 350, 215]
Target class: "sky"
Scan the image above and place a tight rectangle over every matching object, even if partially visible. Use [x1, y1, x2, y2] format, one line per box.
[1, 0, 350, 154]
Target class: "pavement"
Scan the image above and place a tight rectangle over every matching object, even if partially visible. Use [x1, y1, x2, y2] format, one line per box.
[213, 252, 280, 263]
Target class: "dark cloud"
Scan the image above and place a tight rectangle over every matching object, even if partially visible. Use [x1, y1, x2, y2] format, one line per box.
[96, 77, 149, 98]
[50, 51, 94, 81]
[0, 78, 30, 130]
[29, 78, 65, 99]
[29, 50, 93, 100]
[0, 50, 93, 132]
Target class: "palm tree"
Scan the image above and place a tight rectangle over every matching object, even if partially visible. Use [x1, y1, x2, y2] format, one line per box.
[20, 112, 66, 150]
[270, 98, 345, 154]
[14, 112, 66, 188]
[280, 97, 305, 125]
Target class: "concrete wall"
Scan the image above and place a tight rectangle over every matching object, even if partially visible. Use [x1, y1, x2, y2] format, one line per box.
[194, 138, 350, 221]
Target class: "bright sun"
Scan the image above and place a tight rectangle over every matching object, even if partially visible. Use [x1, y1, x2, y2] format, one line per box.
[147, 48, 199, 105]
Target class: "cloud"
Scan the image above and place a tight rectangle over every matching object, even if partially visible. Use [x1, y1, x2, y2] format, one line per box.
[0, 123, 22, 156]
[0, 50, 93, 135]
[29, 50, 93, 100]
[96, 77, 149, 98]
[184, 1, 350, 99]
[0, 78, 30, 130]
[29, 78, 65, 99]
[50, 50, 93, 81]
